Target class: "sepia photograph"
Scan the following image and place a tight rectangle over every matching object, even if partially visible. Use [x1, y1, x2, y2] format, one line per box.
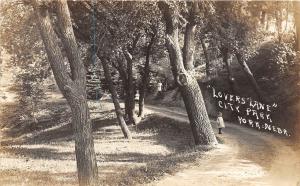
[0, 0, 299, 185]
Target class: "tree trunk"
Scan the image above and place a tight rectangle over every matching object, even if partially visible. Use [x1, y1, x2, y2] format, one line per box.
[33, 1, 98, 185]
[200, 38, 211, 76]
[138, 32, 155, 117]
[123, 49, 137, 125]
[266, 16, 270, 31]
[294, 1, 300, 51]
[158, 2, 217, 146]
[138, 84, 146, 117]
[284, 6, 289, 32]
[113, 59, 130, 120]
[260, 11, 266, 25]
[235, 52, 264, 101]
[180, 73, 218, 145]
[100, 57, 132, 139]
[221, 47, 237, 93]
[182, 2, 197, 71]
[70, 100, 98, 186]
[275, 8, 283, 42]
[182, 23, 196, 71]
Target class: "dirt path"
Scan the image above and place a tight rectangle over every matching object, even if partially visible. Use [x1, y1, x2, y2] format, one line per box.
[145, 105, 300, 186]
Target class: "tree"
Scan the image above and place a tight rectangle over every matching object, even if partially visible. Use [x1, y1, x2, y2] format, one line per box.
[123, 36, 140, 125]
[158, 2, 217, 146]
[200, 38, 211, 77]
[32, 1, 98, 185]
[294, 1, 300, 51]
[220, 47, 237, 93]
[210, 1, 265, 100]
[79, 1, 146, 125]
[138, 26, 157, 117]
[68, 1, 133, 139]
[235, 51, 264, 101]
[99, 56, 132, 140]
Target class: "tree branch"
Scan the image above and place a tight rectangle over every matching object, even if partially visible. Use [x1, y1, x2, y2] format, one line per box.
[32, 0, 77, 99]
[55, 0, 85, 84]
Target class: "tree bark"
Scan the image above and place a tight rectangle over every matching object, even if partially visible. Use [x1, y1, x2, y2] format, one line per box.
[138, 31, 155, 117]
[123, 49, 137, 125]
[294, 1, 300, 51]
[182, 23, 196, 71]
[275, 8, 283, 42]
[158, 2, 217, 146]
[200, 38, 211, 77]
[100, 57, 132, 139]
[182, 2, 198, 71]
[33, 1, 98, 185]
[235, 52, 264, 101]
[70, 99, 98, 186]
[114, 59, 130, 119]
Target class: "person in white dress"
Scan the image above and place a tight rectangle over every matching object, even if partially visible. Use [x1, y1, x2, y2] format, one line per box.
[157, 82, 162, 92]
[217, 112, 225, 134]
[156, 81, 163, 99]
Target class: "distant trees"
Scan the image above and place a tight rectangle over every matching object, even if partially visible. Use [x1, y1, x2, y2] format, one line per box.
[16, 68, 48, 122]
[208, 1, 265, 100]
[32, 0, 98, 185]
[294, 1, 300, 51]
[0, 1, 51, 120]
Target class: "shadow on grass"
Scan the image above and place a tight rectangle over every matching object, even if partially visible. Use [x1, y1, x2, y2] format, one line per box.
[1, 117, 118, 145]
[1, 100, 70, 139]
[0, 146, 74, 160]
[1, 107, 212, 186]
[98, 114, 210, 186]
[0, 169, 77, 186]
[102, 146, 210, 186]
[135, 114, 195, 152]
[98, 152, 164, 163]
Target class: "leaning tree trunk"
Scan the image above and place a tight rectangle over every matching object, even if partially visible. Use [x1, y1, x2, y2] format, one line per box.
[235, 53, 264, 101]
[100, 57, 132, 139]
[158, 2, 217, 146]
[115, 59, 130, 119]
[179, 73, 218, 145]
[221, 48, 237, 93]
[33, 1, 98, 185]
[294, 1, 300, 51]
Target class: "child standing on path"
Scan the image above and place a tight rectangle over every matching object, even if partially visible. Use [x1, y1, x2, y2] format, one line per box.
[217, 112, 225, 134]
